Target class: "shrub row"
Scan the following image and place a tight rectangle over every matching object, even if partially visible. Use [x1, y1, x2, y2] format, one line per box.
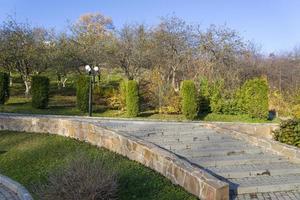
[199, 77, 269, 119]
[273, 119, 300, 147]
[0, 72, 9, 104]
[74, 76, 268, 119]
[75, 77, 140, 117]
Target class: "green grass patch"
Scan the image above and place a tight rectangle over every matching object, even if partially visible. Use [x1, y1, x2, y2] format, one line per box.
[0, 131, 196, 200]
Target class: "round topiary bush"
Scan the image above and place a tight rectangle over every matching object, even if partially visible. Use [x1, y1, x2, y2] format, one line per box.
[31, 75, 49, 109]
[0, 72, 9, 105]
[76, 75, 90, 112]
[126, 80, 139, 117]
[180, 80, 198, 120]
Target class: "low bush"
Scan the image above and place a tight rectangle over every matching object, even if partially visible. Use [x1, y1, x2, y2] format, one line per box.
[34, 155, 118, 200]
[0, 72, 9, 104]
[76, 76, 90, 112]
[31, 76, 49, 109]
[273, 119, 300, 147]
[180, 80, 198, 120]
[159, 89, 181, 114]
[126, 80, 139, 117]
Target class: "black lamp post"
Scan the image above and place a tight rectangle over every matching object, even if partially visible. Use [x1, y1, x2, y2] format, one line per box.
[85, 65, 99, 117]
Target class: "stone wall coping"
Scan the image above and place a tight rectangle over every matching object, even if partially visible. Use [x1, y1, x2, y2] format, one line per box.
[0, 112, 278, 126]
[0, 174, 33, 200]
[0, 113, 229, 200]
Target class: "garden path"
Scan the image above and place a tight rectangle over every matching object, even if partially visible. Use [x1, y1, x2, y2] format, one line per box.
[95, 119, 300, 200]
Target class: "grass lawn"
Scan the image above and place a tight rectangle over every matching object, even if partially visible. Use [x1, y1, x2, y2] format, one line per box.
[0, 130, 196, 200]
[0, 95, 277, 123]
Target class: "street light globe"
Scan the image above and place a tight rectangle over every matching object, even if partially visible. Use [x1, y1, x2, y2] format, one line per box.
[85, 65, 91, 72]
[93, 66, 99, 72]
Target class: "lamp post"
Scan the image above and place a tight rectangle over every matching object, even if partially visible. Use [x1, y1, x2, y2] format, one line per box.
[85, 65, 99, 117]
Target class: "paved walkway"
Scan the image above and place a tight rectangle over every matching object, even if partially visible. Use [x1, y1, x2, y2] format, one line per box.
[0, 184, 19, 200]
[96, 120, 300, 200]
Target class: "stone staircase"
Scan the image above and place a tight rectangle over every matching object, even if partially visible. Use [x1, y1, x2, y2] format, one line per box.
[97, 120, 300, 198]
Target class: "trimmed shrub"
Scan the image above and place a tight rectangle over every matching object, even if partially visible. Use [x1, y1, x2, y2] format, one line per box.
[180, 80, 198, 120]
[76, 75, 90, 112]
[0, 72, 9, 104]
[273, 119, 300, 147]
[209, 80, 224, 114]
[238, 77, 269, 119]
[198, 77, 210, 113]
[119, 80, 127, 111]
[126, 80, 139, 117]
[34, 155, 118, 200]
[31, 76, 49, 109]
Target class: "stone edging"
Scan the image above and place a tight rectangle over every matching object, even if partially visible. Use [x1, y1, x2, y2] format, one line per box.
[0, 174, 33, 200]
[205, 124, 300, 164]
[0, 114, 229, 200]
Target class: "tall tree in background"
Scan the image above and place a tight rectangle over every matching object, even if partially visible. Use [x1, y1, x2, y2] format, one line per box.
[70, 12, 115, 68]
[0, 17, 54, 95]
[113, 24, 152, 80]
[198, 25, 248, 90]
[152, 16, 196, 92]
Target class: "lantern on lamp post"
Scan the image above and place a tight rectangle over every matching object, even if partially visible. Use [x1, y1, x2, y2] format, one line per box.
[85, 65, 99, 117]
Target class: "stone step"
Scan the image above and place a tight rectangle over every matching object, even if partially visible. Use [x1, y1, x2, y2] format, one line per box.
[160, 142, 252, 152]
[190, 154, 288, 167]
[230, 174, 300, 194]
[209, 162, 300, 178]
[147, 138, 245, 147]
[176, 147, 263, 158]
[145, 135, 236, 143]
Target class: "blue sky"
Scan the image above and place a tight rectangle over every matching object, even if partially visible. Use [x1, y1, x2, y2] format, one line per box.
[0, 0, 299, 54]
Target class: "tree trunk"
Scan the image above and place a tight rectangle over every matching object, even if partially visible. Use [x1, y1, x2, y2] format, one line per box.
[23, 79, 31, 96]
[62, 77, 68, 88]
[172, 70, 179, 92]
[9, 71, 13, 86]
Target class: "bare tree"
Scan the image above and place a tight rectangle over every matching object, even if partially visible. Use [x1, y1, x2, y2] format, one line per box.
[0, 17, 54, 95]
[112, 24, 152, 80]
[151, 16, 196, 92]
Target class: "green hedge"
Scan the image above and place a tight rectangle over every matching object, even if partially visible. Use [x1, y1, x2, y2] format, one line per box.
[273, 119, 300, 147]
[126, 80, 139, 117]
[119, 80, 127, 111]
[76, 76, 90, 112]
[209, 80, 224, 114]
[199, 77, 210, 113]
[180, 80, 198, 120]
[31, 76, 50, 109]
[237, 77, 269, 119]
[0, 72, 9, 104]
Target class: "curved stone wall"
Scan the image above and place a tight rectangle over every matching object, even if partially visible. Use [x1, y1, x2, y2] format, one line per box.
[0, 114, 229, 200]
